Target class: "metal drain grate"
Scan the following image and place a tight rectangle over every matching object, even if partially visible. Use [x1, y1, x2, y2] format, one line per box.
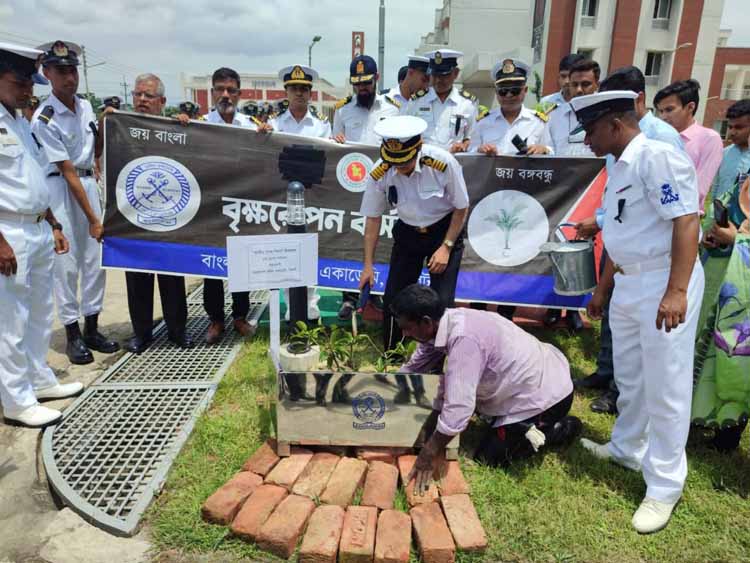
[42, 384, 215, 536]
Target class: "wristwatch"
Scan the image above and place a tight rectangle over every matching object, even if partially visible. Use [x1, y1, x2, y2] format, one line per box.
[443, 239, 454, 249]
[51, 222, 63, 231]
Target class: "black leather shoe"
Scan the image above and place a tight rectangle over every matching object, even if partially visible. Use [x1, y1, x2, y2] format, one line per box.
[168, 332, 195, 349]
[64, 322, 94, 365]
[547, 416, 583, 447]
[544, 309, 562, 326]
[83, 315, 120, 353]
[414, 392, 431, 409]
[574, 371, 613, 390]
[125, 334, 153, 354]
[331, 379, 351, 404]
[591, 389, 619, 414]
[566, 310, 584, 332]
[338, 300, 356, 321]
[393, 388, 411, 404]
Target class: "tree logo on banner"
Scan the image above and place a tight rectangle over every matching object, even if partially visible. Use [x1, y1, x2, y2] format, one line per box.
[468, 190, 550, 267]
[336, 152, 374, 193]
[116, 156, 201, 232]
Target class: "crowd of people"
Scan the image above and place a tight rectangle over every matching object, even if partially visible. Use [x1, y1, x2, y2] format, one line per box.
[1, 38, 749, 536]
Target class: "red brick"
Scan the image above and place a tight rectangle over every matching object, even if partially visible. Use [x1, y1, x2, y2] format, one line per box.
[356, 447, 412, 465]
[230, 484, 288, 541]
[436, 461, 470, 496]
[361, 461, 399, 510]
[292, 452, 340, 499]
[299, 505, 345, 563]
[319, 456, 368, 506]
[410, 502, 456, 563]
[339, 505, 377, 563]
[201, 471, 263, 525]
[241, 438, 280, 476]
[397, 455, 439, 506]
[374, 510, 411, 563]
[264, 447, 313, 490]
[440, 495, 487, 553]
[256, 494, 316, 559]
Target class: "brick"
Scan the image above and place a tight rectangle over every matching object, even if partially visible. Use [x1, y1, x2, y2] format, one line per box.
[299, 505, 345, 563]
[292, 452, 340, 499]
[256, 494, 316, 559]
[361, 461, 399, 510]
[241, 438, 280, 476]
[356, 447, 412, 465]
[440, 495, 487, 553]
[397, 455, 438, 506]
[410, 502, 456, 563]
[201, 471, 263, 525]
[264, 447, 313, 490]
[436, 461, 470, 496]
[319, 456, 368, 506]
[230, 484, 288, 542]
[339, 505, 377, 563]
[374, 510, 411, 563]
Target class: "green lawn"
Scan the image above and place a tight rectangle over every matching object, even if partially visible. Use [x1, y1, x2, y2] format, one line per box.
[148, 323, 750, 563]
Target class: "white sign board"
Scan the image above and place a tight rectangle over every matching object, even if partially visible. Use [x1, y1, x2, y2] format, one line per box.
[226, 233, 318, 292]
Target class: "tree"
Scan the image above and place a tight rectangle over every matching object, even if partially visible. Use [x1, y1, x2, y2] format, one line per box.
[486, 204, 526, 251]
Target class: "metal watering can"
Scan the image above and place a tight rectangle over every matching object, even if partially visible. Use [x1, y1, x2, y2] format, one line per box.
[539, 223, 597, 296]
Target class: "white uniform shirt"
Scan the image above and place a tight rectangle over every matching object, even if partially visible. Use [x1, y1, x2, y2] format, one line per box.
[602, 133, 698, 267]
[547, 102, 594, 157]
[468, 105, 553, 154]
[332, 93, 401, 145]
[269, 107, 331, 138]
[402, 87, 478, 149]
[386, 86, 409, 107]
[359, 144, 469, 227]
[31, 94, 97, 175]
[0, 104, 50, 215]
[540, 90, 565, 106]
[203, 109, 258, 130]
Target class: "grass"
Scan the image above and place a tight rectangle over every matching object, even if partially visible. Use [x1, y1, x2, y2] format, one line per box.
[147, 323, 750, 563]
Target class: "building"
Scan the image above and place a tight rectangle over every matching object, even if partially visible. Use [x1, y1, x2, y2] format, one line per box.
[414, 0, 750, 131]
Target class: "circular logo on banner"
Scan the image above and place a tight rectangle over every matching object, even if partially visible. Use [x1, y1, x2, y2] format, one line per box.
[116, 157, 201, 232]
[336, 152, 374, 193]
[352, 391, 386, 430]
[468, 190, 550, 267]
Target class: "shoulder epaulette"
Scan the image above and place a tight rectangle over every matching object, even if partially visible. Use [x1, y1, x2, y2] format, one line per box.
[309, 105, 328, 122]
[420, 155, 448, 173]
[335, 95, 352, 110]
[384, 95, 401, 109]
[476, 106, 490, 121]
[39, 105, 54, 124]
[250, 116, 263, 126]
[379, 88, 390, 95]
[410, 89, 428, 101]
[370, 162, 390, 180]
[197, 115, 206, 121]
[460, 90, 477, 102]
[534, 110, 550, 123]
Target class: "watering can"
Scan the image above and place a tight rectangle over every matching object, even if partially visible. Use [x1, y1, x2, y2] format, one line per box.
[539, 223, 597, 296]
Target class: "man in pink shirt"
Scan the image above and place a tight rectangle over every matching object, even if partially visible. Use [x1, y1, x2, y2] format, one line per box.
[390, 284, 580, 492]
[654, 79, 723, 213]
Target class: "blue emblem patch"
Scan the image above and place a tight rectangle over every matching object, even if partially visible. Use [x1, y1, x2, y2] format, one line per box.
[352, 391, 386, 430]
[660, 183, 680, 206]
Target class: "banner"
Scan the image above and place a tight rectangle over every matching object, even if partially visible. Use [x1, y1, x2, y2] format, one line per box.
[103, 112, 606, 308]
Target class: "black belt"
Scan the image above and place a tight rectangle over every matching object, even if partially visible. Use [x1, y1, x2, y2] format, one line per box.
[48, 169, 94, 178]
[399, 213, 453, 235]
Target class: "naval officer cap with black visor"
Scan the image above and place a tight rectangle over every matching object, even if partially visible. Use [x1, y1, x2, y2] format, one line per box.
[374, 115, 428, 165]
[0, 42, 48, 84]
[37, 40, 81, 67]
[349, 55, 377, 84]
[280, 64, 318, 87]
[492, 58, 531, 86]
[424, 49, 462, 75]
[407, 55, 430, 73]
[569, 90, 638, 135]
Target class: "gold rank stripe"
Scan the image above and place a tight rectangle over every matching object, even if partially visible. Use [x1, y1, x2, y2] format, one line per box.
[420, 156, 447, 172]
[370, 162, 390, 180]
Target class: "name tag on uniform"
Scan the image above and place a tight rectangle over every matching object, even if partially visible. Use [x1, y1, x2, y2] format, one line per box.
[0, 134, 18, 146]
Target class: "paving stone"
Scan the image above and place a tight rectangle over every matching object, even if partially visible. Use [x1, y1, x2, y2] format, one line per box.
[356, 447, 411, 465]
[436, 461, 470, 496]
[440, 494, 487, 553]
[230, 484, 288, 542]
[200, 471, 263, 525]
[319, 456, 368, 506]
[256, 494, 316, 559]
[292, 452, 341, 499]
[339, 505, 378, 563]
[410, 502, 456, 563]
[397, 455, 439, 506]
[374, 509, 411, 563]
[264, 447, 313, 490]
[241, 438, 280, 476]
[361, 460, 399, 510]
[298, 505, 346, 563]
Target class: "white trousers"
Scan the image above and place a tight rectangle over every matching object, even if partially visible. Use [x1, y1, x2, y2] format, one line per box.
[0, 220, 59, 415]
[608, 262, 704, 503]
[48, 175, 106, 325]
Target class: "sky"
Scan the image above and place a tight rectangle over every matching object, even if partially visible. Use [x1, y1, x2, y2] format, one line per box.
[1, 0, 748, 105]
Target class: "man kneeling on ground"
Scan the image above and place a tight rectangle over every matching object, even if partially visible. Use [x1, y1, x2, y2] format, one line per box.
[393, 284, 581, 491]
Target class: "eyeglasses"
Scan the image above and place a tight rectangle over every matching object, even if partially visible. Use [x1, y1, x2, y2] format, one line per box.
[212, 86, 241, 95]
[131, 90, 160, 100]
[496, 87, 523, 97]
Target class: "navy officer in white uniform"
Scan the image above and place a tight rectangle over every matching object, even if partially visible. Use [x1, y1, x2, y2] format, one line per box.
[573, 91, 704, 534]
[358, 115, 469, 406]
[384, 56, 430, 107]
[0, 42, 83, 428]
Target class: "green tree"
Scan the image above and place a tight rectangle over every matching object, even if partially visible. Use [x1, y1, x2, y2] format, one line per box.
[486, 204, 526, 250]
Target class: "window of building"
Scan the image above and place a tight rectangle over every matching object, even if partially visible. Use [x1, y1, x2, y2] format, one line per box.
[645, 52, 663, 77]
[577, 48, 595, 60]
[582, 0, 597, 16]
[652, 0, 672, 28]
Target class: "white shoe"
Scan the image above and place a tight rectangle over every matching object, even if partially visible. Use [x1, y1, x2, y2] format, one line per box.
[580, 438, 640, 471]
[632, 497, 678, 534]
[35, 382, 84, 401]
[3, 404, 62, 428]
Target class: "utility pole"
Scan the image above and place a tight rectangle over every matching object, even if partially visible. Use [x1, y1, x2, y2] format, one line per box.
[378, 0, 385, 91]
[81, 44, 90, 99]
[121, 76, 129, 107]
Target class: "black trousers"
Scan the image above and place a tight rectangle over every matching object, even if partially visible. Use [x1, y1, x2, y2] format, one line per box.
[475, 391, 574, 467]
[126, 271, 187, 338]
[203, 278, 250, 323]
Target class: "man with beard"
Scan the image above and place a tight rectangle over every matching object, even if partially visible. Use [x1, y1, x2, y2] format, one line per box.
[32, 40, 119, 364]
[403, 49, 478, 153]
[384, 56, 430, 107]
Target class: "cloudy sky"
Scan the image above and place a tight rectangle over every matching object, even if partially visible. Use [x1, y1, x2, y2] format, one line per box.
[1, 0, 748, 105]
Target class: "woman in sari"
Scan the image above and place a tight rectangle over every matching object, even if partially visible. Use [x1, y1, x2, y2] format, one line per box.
[692, 175, 750, 450]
